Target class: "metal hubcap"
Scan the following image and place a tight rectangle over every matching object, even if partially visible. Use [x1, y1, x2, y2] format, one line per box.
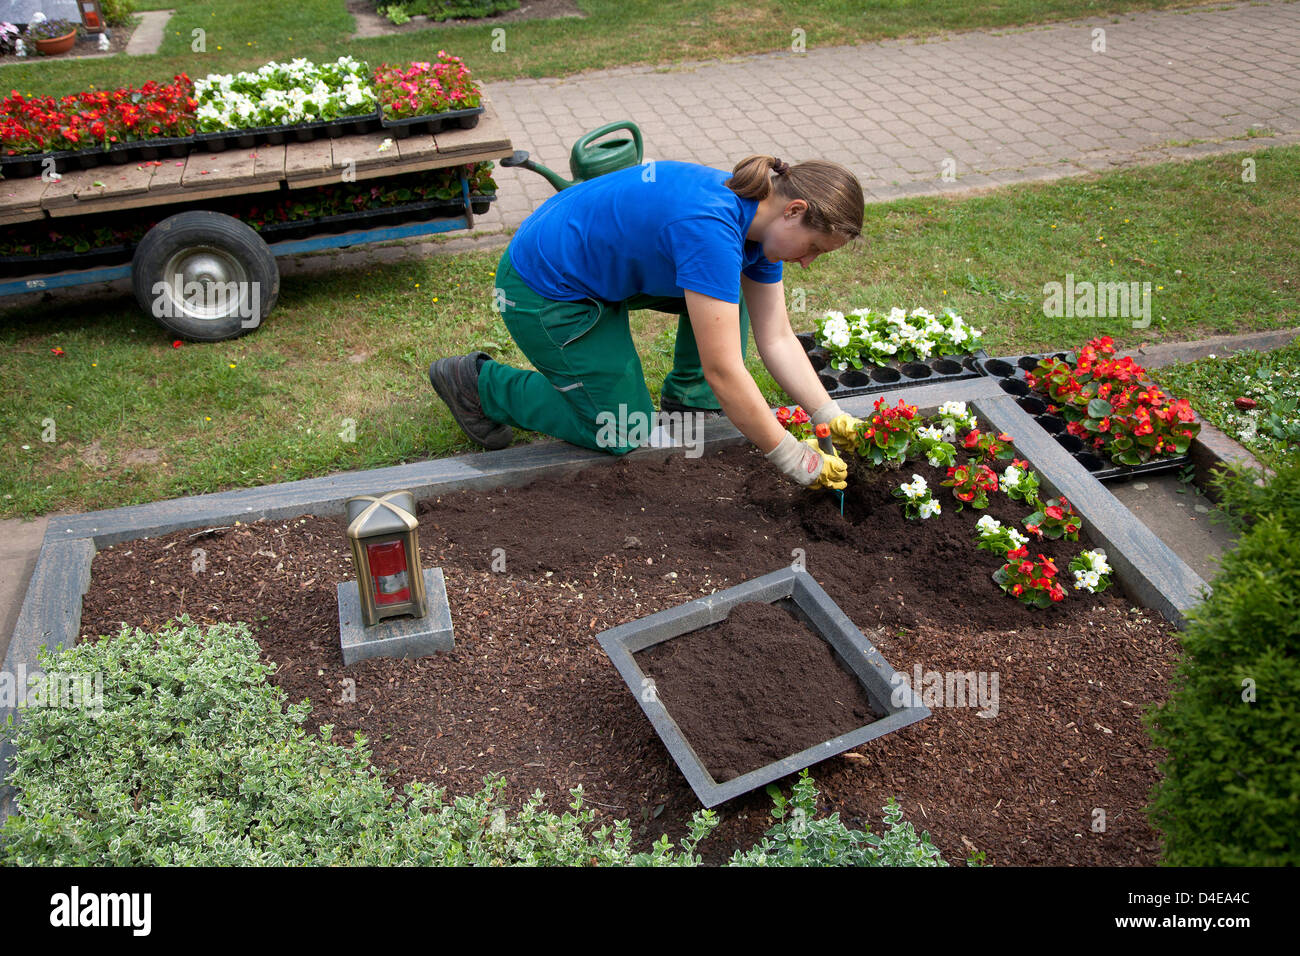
[159, 246, 251, 322]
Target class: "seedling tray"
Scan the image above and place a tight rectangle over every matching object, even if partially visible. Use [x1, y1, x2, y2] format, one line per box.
[597, 566, 929, 808]
[380, 106, 484, 138]
[979, 353, 1190, 482]
[253, 194, 496, 242]
[193, 112, 383, 152]
[1, 136, 195, 178]
[0, 244, 132, 278]
[796, 332, 985, 400]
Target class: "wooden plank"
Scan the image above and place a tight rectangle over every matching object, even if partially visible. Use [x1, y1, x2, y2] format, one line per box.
[283, 138, 336, 184]
[36, 173, 81, 210]
[47, 180, 280, 218]
[432, 100, 511, 158]
[0, 209, 45, 225]
[180, 148, 259, 188]
[395, 132, 438, 162]
[73, 161, 153, 202]
[0, 175, 52, 220]
[252, 144, 286, 182]
[335, 129, 400, 173]
[149, 157, 188, 190]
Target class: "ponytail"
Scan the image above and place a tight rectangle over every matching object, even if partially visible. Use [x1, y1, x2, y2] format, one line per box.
[725, 154, 864, 240]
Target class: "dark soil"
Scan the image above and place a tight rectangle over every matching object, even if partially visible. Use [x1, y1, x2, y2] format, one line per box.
[79, 440, 1182, 866]
[636, 600, 880, 783]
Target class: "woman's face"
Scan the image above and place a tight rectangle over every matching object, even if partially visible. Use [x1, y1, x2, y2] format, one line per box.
[760, 200, 848, 269]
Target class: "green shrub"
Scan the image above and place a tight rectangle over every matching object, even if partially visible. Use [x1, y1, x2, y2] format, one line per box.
[729, 776, 948, 866]
[1145, 452, 1300, 865]
[379, 0, 520, 22]
[99, 0, 137, 27]
[1, 618, 945, 866]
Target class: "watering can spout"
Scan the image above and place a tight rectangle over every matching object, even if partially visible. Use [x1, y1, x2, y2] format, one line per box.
[501, 121, 644, 192]
[500, 150, 575, 191]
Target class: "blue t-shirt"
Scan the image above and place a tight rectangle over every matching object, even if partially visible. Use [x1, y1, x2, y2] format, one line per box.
[507, 161, 783, 305]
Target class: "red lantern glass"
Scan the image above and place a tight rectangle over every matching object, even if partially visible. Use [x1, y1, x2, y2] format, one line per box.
[366, 540, 412, 605]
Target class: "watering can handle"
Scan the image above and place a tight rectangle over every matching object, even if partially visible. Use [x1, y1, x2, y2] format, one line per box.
[573, 121, 644, 164]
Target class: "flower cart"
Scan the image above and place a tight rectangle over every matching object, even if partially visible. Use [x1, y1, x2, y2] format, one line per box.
[0, 93, 511, 341]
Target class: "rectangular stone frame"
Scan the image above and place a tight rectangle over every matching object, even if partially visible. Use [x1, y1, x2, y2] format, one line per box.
[597, 566, 931, 807]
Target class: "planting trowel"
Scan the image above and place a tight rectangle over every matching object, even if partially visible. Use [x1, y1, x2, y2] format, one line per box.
[817, 432, 846, 516]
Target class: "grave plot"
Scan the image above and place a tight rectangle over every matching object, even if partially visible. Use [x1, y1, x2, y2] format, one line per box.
[60, 395, 1191, 865]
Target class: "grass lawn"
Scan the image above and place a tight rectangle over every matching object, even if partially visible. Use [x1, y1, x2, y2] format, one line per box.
[2, 144, 1296, 518]
[1, 0, 1242, 95]
[1154, 342, 1300, 466]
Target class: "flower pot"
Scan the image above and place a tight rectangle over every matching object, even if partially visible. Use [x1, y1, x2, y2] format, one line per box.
[35, 29, 77, 56]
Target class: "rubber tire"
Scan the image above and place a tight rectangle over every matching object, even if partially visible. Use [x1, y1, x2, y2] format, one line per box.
[132, 211, 279, 342]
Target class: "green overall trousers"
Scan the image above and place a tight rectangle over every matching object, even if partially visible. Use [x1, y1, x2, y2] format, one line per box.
[477, 247, 751, 455]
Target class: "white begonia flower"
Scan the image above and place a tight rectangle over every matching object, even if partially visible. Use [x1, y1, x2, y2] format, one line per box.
[976, 515, 1001, 533]
[888, 307, 908, 324]
[919, 499, 941, 519]
[1003, 465, 1023, 487]
[917, 425, 944, 442]
[939, 401, 968, 418]
[1008, 529, 1029, 548]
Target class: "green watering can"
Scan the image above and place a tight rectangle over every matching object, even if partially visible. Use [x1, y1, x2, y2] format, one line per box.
[501, 121, 644, 191]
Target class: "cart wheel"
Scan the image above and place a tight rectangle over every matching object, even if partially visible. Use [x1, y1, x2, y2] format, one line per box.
[132, 211, 279, 341]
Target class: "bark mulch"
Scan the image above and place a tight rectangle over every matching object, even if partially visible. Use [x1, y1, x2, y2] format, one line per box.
[79, 441, 1182, 866]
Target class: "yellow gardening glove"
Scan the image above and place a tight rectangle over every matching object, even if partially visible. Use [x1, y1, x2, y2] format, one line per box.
[812, 400, 862, 452]
[766, 432, 846, 490]
[802, 438, 848, 490]
[826, 413, 863, 452]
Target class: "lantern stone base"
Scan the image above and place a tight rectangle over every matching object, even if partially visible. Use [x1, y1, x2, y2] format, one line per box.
[337, 567, 454, 665]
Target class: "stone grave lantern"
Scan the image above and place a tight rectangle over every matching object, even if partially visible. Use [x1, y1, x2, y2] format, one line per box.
[338, 490, 453, 664]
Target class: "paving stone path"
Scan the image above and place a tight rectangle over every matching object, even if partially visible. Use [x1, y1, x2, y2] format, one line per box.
[474, 0, 1300, 233]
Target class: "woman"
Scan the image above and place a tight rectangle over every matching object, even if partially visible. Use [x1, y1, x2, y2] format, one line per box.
[428, 154, 864, 488]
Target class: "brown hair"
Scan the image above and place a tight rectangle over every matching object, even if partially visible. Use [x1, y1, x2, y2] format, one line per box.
[726, 155, 864, 239]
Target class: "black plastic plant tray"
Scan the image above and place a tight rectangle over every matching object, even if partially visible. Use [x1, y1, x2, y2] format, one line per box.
[380, 106, 484, 138]
[0, 244, 133, 278]
[596, 566, 930, 808]
[193, 112, 383, 152]
[1, 136, 195, 178]
[984, 353, 1190, 482]
[253, 194, 496, 242]
[796, 332, 986, 400]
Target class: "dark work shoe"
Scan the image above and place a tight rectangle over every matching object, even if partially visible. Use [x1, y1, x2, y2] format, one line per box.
[428, 352, 514, 451]
[659, 396, 724, 418]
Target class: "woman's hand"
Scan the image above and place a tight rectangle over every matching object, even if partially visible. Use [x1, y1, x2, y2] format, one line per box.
[765, 432, 848, 489]
[812, 399, 863, 452]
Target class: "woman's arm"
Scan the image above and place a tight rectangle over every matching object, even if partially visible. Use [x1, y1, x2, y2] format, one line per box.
[741, 276, 834, 415]
[683, 289, 788, 454]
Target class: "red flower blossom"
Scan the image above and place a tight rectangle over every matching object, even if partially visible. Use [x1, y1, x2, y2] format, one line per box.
[963, 429, 981, 449]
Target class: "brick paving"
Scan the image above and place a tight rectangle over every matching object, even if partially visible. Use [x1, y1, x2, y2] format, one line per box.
[470, 0, 1300, 235]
